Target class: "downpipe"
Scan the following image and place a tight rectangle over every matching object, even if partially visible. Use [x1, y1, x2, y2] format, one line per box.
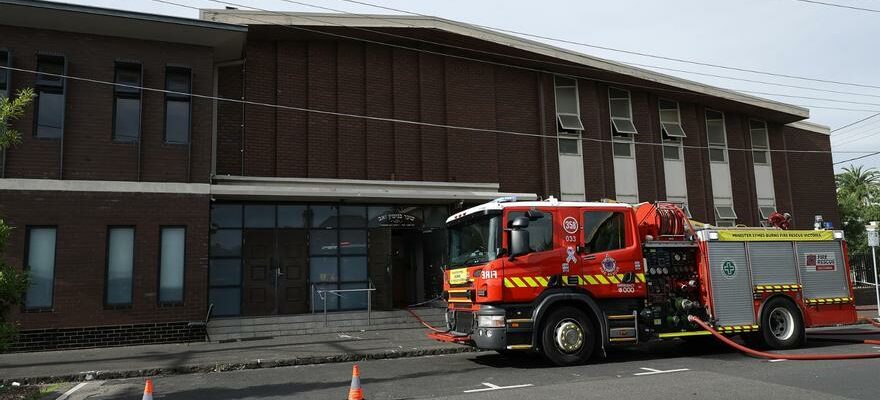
[688, 316, 880, 360]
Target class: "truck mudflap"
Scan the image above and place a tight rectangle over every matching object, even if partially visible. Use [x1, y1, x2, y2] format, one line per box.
[428, 331, 474, 345]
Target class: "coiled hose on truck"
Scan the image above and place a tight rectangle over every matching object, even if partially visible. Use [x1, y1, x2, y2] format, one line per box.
[688, 316, 880, 360]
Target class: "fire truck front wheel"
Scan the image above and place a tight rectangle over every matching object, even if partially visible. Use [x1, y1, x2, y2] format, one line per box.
[540, 306, 595, 366]
[760, 297, 805, 350]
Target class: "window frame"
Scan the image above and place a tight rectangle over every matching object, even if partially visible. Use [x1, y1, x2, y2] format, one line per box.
[582, 210, 627, 255]
[554, 76, 585, 133]
[658, 98, 687, 139]
[0, 48, 10, 99]
[715, 219, 736, 228]
[33, 54, 67, 140]
[23, 225, 58, 311]
[608, 87, 638, 136]
[558, 137, 581, 156]
[112, 61, 143, 143]
[705, 109, 728, 163]
[163, 65, 192, 145]
[758, 205, 777, 220]
[714, 205, 738, 220]
[158, 225, 187, 306]
[749, 119, 771, 166]
[506, 209, 555, 254]
[104, 225, 136, 308]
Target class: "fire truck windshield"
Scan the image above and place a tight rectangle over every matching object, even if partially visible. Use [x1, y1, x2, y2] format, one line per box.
[448, 214, 501, 268]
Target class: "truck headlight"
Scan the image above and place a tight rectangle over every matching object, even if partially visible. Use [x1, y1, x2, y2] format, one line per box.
[478, 315, 505, 328]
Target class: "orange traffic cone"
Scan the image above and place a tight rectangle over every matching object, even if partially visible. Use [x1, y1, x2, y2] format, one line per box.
[347, 364, 364, 400]
[142, 379, 154, 400]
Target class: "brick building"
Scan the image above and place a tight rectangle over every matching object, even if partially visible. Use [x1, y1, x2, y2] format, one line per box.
[0, 1, 839, 350]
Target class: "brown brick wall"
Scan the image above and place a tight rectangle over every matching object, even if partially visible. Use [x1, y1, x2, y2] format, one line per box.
[781, 127, 839, 228]
[0, 25, 215, 183]
[0, 190, 210, 330]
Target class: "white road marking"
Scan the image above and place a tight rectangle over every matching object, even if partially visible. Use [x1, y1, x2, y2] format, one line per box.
[463, 382, 534, 393]
[56, 382, 90, 400]
[633, 367, 690, 376]
[768, 359, 787, 363]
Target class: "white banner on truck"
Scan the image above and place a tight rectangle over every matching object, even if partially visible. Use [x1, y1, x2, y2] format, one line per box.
[805, 252, 837, 272]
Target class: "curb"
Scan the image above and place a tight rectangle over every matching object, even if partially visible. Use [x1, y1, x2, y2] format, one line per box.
[1, 346, 479, 385]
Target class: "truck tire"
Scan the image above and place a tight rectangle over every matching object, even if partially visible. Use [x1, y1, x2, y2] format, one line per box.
[759, 297, 804, 350]
[540, 306, 595, 366]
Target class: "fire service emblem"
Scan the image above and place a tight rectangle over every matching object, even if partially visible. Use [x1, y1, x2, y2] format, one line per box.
[601, 255, 618, 276]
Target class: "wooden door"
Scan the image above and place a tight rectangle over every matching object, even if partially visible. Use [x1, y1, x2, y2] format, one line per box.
[242, 229, 275, 316]
[277, 229, 309, 314]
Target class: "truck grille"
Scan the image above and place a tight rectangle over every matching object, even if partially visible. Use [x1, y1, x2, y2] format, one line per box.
[448, 310, 474, 334]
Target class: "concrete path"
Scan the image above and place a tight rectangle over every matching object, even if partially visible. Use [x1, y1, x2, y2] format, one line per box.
[0, 327, 470, 384]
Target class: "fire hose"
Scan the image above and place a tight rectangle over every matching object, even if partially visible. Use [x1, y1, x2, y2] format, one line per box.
[406, 295, 450, 333]
[688, 316, 880, 360]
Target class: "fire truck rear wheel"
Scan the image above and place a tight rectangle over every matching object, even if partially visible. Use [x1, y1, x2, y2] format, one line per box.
[540, 306, 595, 366]
[759, 297, 804, 350]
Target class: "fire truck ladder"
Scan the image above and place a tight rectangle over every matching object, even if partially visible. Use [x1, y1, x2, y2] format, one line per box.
[607, 311, 639, 344]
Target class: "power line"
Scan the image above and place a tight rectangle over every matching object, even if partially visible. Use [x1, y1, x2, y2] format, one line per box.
[792, 0, 880, 13]
[830, 120, 880, 147]
[330, 0, 880, 90]
[0, 64, 866, 156]
[835, 151, 880, 165]
[831, 112, 880, 133]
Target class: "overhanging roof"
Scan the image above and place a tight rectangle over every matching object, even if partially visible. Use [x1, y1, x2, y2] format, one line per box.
[201, 10, 810, 122]
[0, 0, 247, 61]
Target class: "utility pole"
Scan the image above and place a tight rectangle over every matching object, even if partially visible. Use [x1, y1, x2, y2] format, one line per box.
[866, 222, 880, 319]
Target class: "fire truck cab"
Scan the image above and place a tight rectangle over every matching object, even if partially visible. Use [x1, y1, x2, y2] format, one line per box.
[431, 197, 857, 366]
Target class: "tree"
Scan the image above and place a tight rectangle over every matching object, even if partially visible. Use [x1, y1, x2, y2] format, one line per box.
[0, 88, 35, 351]
[836, 165, 880, 255]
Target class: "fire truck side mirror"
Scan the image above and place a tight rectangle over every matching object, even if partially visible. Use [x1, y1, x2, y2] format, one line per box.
[509, 216, 531, 258]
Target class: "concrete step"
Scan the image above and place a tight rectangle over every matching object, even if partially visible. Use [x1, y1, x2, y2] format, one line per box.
[207, 308, 448, 341]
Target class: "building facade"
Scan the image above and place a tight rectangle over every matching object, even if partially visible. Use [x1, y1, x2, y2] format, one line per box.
[0, 1, 839, 350]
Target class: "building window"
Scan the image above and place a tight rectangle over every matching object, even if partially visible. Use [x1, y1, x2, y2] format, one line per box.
[508, 211, 554, 252]
[750, 119, 771, 165]
[583, 211, 625, 253]
[24, 227, 57, 309]
[0, 49, 9, 98]
[609, 87, 637, 157]
[34, 55, 66, 139]
[758, 206, 777, 220]
[113, 62, 142, 142]
[164, 66, 191, 145]
[159, 227, 186, 304]
[714, 205, 737, 227]
[705, 109, 727, 163]
[555, 76, 585, 131]
[558, 138, 580, 155]
[659, 99, 686, 161]
[105, 227, 135, 306]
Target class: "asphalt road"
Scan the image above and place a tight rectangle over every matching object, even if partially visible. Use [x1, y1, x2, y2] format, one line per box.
[61, 334, 880, 400]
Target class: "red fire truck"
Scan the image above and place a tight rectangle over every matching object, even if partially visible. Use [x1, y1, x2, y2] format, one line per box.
[430, 197, 857, 366]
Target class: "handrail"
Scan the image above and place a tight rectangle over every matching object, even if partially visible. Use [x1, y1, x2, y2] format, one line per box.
[311, 280, 376, 327]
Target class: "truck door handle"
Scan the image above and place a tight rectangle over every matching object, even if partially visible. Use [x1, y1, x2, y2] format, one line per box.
[583, 255, 596, 261]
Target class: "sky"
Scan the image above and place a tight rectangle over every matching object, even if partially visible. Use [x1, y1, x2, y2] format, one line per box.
[60, 0, 880, 172]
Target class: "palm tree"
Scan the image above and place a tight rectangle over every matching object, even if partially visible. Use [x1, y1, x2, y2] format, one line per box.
[836, 165, 880, 206]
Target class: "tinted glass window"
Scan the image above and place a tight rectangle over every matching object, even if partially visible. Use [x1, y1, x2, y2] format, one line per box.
[210, 258, 241, 286]
[36, 56, 64, 84]
[114, 97, 140, 141]
[212, 205, 242, 228]
[36, 91, 64, 138]
[311, 205, 338, 228]
[310, 256, 338, 282]
[116, 65, 141, 86]
[244, 205, 275, 228]
[209, 287, 241, 316]
[165, 99, 190, 144]
[159, 227, 186, 303]
[166, 68, 191, 94]
[310, 230, 337, 255]
[559, 138, 580, 155]
[555, 86, 578, 115]
[106, 228, 135, 305]
[709, 148, 726, 162]
[583, 211, 625, 253]
[339, 206, 367, 228]
[508, 211, 553, 252]
[340, 230, 367, 255]
[340, 256, 368, 282]
[210, 230, 241, 257]
[0, 50, 8, 91]
[25, 227, 56, 309]
[278, 205, 307, 228]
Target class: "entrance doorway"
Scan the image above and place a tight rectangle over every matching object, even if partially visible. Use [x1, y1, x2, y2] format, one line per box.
[386, 229, 446, 308]
[241, 228, 309, 316]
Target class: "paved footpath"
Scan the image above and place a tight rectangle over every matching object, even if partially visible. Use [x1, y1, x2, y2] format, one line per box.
[0, 327, 470, 384]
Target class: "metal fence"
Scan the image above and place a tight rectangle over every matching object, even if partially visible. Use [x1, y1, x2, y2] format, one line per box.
[849, 254, 879, 288]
